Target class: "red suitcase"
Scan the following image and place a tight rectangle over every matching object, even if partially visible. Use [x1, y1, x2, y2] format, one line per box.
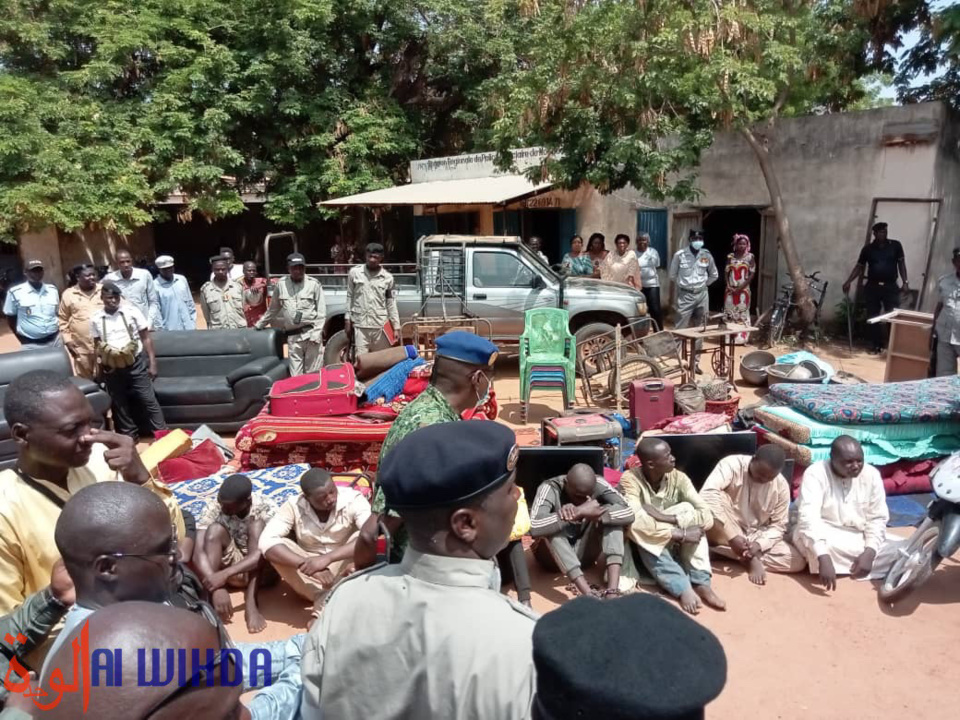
[269, 363, 359, 417]
[629, 378, 675, 430]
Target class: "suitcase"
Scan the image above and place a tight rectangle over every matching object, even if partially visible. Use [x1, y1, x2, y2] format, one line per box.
[269, 363, 359, 417]
[628, 378, 675, 430]
[541, 413, 623, 468]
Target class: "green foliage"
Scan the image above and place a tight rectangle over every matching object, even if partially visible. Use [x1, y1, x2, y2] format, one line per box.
[0, 0, 520, 238]
[480, 0, 915, 196]
[898, 3, 960, 108]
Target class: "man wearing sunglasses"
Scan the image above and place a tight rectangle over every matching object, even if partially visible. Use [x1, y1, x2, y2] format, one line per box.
[355, 330, 499, 568]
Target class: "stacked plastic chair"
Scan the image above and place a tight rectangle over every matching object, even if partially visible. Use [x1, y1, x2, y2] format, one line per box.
[519, 307, 576, 423]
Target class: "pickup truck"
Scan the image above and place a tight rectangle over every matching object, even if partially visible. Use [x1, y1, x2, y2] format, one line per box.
[264, 234, 648, 365]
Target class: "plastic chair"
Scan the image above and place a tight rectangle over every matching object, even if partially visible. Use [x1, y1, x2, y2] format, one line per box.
[520, 308, 576, 422]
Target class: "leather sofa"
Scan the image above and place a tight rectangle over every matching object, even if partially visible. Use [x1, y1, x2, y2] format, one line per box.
[0, 347, 111, 469]
[151, 329, 288, 432]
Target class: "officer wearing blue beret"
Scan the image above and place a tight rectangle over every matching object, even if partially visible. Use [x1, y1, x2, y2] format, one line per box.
[532, 594, 727, 720]
[301, 420, 537, 720]
[355, 330, 500, 568]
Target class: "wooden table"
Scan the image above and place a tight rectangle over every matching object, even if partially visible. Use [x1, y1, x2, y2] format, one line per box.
[671, 324, 757, 385]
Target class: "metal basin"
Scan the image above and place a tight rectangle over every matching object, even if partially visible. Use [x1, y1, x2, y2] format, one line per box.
[739, 350, 776, 386]
[766, 362, 826, 384]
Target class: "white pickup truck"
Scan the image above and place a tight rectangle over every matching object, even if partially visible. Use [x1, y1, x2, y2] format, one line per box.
[264, 234, 648, 363]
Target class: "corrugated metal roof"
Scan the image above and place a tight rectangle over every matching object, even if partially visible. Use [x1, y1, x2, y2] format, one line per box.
[319, 175, 553, 207]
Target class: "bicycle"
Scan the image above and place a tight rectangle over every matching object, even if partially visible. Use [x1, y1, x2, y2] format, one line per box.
[766, 271, 829, 345]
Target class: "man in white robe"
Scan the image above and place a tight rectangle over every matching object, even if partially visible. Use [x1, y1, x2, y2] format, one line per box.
[792, 436, 898, 590]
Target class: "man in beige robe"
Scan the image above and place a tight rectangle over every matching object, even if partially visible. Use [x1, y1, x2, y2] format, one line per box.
[792, 435, 896, 591]
[701, 446, 806, 586]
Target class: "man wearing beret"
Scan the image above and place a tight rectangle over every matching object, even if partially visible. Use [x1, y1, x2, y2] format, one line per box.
[531, 594, 726, 720]
[301, 421, 537, 720]
[355, 330, 499, 568]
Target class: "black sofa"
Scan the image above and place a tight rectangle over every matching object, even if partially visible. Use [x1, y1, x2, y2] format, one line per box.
[0, 347, 111, 469]
[151, 329, 288, 432]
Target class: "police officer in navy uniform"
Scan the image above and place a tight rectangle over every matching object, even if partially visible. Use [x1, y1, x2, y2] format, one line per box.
[532, 593, 727, 720]
[3, 259, 62, 349]
[300, 420, 537, 720]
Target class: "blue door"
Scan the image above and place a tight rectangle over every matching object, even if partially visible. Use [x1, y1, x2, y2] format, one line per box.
[637, 209, 668, 266]
[558, 209, 577, 258]
[493, 210, 521, 236]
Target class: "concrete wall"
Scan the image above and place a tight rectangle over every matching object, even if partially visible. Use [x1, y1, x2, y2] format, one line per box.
[929, 106, 960, 306]
[18, 227, 63, 287]
[578, 102, 953, 317]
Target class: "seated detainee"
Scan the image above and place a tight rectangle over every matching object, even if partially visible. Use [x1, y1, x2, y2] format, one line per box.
[792, 435, 892, 591]
[260, 469, 371, 618]
[700, 445, 806, 585]
[529, 463, 634, 598]
[619, 439, 726, 615]
[194, 474, 278, 633]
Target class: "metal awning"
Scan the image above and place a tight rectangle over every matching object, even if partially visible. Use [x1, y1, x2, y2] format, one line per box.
[319, 174, 553, 207]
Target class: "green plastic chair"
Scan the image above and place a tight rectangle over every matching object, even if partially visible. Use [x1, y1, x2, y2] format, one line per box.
[520, 308, 576, 421]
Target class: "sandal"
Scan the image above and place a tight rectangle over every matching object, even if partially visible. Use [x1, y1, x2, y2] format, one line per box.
[601, 589, 623, 600]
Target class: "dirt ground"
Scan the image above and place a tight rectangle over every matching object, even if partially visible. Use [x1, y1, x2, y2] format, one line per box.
[3, 322, 958, 719]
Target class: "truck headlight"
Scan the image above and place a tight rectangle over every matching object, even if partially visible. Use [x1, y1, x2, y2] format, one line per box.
[636, 299, 647, 317]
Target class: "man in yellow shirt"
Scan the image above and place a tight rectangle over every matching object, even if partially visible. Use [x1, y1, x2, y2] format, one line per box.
[0, 370, 183, 620]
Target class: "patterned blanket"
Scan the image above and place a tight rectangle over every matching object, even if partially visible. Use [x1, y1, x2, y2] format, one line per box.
[172, 464, 372, 520]
[769, 375, 960, 425]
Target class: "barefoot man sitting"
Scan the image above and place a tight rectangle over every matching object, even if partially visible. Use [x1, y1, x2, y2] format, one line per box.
[792, 435, 893, 591]
[619, 439, 726, 615]
[194, 473, 278, 633]
[701, 445, 805, 585]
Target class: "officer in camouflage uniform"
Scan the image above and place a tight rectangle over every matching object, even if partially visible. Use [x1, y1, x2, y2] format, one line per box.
[356, 331, 499, 566]
[200, 255, 246, 329]
[345, 243, 401, 356]
[255, 252, 326, 376]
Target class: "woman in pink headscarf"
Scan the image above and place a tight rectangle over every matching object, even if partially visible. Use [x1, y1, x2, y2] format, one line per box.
[724, 233, 756, 344]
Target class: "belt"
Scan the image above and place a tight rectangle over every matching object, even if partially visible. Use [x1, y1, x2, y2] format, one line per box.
[18, 330, 60, 345]
[866, 280, 897, 287]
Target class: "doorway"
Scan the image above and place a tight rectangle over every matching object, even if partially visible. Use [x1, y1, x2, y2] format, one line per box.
[519, 208, 577, 265]
[701, 208, 763, 313]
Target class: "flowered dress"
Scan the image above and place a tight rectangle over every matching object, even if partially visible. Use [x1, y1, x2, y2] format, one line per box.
[724, 252, 755, 343]
[561, 253, 595, 276]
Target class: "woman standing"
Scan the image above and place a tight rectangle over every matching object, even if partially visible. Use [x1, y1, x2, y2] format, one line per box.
[601, 234, 642, 289]
[586, 233, 608, 278]
[636, 233, 663, 330]
[561, 235, 595, 276]
[724, 233, 756, 344]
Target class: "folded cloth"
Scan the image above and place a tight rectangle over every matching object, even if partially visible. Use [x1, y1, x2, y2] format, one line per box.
[649, 412, 729, 435]
[158, 440, 228, 485]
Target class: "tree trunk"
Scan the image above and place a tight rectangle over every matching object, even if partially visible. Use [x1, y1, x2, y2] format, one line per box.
[740, 126, 816, 327]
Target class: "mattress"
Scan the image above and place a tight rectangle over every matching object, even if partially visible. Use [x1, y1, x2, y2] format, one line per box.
[769, 375, 960, 425]
[755, 406, 960, 450]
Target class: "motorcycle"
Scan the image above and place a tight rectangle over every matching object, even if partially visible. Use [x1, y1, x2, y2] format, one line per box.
[880, 452, 960, 603]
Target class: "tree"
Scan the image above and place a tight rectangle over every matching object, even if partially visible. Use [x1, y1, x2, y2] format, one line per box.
[0, 0, 520, 240]
[481, 0, 920, 328]
[897, 2, 960, 108]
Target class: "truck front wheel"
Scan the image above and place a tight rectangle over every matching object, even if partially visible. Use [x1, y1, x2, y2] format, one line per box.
[323, 330, 351, 366]
[574, 322, 618, 377]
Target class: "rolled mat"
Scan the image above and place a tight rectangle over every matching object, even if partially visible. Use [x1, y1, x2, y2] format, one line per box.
[355, 345, 417, 381]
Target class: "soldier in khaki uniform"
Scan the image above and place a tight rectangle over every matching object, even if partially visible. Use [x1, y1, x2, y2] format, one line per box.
[256, 252, 326, 375]
[200, 255, 246, 329]
[300, 420, 537, 720]
[345, 242, 401, 356]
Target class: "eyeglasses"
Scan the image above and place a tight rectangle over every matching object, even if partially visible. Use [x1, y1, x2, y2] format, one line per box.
[96, 526, 179, 567]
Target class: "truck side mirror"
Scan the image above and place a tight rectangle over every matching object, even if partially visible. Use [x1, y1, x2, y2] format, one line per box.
[530, 275, 545, 289]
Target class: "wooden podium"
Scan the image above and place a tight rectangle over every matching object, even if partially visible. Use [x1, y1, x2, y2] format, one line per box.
[867, 309, 934, 382]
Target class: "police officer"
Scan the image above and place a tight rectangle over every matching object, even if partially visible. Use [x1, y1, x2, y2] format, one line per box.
[669, 229, 718, 367]
[301, 421, 537, 720]
[256, 252, 326, 376]
[3, 259, 62, 350]
[531, 593, 727, 720]
[345, 242, 400, 355]
[200, 255, 246, 329]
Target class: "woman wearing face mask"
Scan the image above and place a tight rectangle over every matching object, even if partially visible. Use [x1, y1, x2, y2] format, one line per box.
[601, 234, 642, 290]
[585, 233, 608, 278]
[561, 235, 594, 276]
[724, 233, 756, 344]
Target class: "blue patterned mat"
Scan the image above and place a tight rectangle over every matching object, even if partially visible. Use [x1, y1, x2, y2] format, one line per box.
[171, 464, 310, 520]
